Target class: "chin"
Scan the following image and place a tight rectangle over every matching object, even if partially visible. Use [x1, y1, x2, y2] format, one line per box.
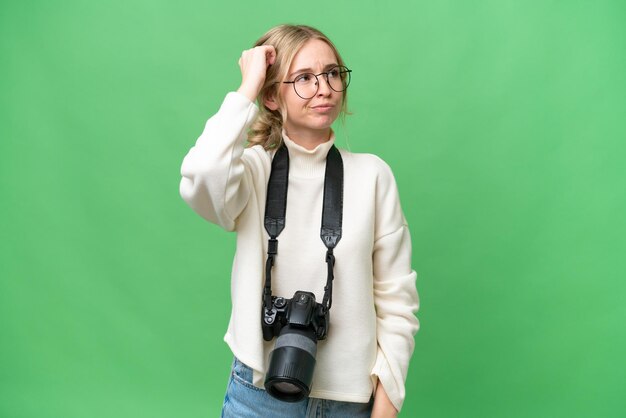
[310, 115, 337, 127]
[309, 122, 334, 131]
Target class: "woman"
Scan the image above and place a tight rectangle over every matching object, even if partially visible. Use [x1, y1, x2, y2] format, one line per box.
[179, 24, 419, 418]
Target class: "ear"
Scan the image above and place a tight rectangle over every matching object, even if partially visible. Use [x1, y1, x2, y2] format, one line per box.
[264, 91, 280, 111]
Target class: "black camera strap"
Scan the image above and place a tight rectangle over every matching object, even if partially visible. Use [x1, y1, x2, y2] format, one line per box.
[263, 141, 344, 314]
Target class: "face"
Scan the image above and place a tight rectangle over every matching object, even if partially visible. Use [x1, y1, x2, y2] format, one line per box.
[265, 39, 343, 139]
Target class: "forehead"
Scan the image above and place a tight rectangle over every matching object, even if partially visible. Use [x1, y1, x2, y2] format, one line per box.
[289, 39, 338, 71]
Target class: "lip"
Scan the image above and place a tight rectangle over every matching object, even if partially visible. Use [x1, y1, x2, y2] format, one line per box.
[311, 104, 335, 112]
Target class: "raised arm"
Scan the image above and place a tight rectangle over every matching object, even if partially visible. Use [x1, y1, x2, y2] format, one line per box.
[179, 46, 276, 231]
[179, 93, 258, 230]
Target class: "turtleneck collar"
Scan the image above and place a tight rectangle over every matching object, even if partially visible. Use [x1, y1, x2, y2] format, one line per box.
[279, 128, 336, 179]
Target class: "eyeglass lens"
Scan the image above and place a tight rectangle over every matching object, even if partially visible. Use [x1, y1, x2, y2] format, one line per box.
[293, 66, 351, 99]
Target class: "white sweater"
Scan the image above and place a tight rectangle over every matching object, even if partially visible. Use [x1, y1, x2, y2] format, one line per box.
[179, 92, 419, 411]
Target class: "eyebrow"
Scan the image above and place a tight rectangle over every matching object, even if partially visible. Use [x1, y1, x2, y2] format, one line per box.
[289, 63, 339, 78]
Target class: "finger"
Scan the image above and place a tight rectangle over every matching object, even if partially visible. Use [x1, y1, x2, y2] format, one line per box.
[258, 45, 276, 58]
[266, 49, 276, 66]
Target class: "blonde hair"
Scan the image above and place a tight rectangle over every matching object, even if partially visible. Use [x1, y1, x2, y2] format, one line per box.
[246, 24, 350, 150]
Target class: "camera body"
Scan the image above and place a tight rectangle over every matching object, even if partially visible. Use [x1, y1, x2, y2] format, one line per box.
[261, 291, 330, 402]
[262, 291, 329, 341]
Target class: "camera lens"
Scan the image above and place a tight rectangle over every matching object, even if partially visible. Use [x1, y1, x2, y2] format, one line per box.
[264, 325, 317, 402]
[273, 381, 302, 394]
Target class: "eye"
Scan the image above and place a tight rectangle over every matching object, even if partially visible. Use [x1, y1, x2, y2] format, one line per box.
[328, 68, 340, 78]
[295, 73, 313, 83]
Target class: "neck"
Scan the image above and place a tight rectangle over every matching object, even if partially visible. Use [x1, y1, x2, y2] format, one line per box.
[280, 129, 336, 179]
[283, 126, 331, 150]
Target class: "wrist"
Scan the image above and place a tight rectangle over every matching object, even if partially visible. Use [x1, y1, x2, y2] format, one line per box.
[372, 403, 398, 418]
[372, 382, 398, 418]
[237, 83, 260, 103]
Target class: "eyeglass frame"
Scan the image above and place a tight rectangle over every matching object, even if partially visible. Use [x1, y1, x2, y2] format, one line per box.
[277, 66, 352, 99]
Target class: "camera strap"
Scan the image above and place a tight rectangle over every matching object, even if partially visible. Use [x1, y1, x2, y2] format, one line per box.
[263, 141, 344, 314]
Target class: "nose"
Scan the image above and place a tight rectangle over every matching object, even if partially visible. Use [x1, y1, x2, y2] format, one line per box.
[316, 74, 332, 97]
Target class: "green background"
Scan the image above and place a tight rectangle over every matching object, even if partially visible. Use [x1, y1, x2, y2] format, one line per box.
[1, 0, 625, 417]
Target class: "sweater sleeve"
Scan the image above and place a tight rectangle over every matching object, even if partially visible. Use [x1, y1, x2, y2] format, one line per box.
[179, 92, 259, 231]
[370, 158, 420, 412]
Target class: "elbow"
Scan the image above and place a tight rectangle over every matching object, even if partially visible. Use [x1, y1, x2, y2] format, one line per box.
[178, 169, 239, 231]
[179, 175, 198, 204]
[179, 158, 227, 202]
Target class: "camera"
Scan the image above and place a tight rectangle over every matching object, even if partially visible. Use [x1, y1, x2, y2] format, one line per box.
[262, 291, 329, 402]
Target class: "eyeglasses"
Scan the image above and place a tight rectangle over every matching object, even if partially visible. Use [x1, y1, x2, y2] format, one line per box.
[281, 66, 352, 99]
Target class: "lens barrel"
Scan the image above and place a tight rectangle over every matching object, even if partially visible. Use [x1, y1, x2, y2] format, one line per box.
[264, 326, 317, 402]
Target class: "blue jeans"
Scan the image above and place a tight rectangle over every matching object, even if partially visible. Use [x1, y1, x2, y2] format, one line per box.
[221, 357, 374, 418]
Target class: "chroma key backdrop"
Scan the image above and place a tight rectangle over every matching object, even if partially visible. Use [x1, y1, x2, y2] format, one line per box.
[1, 1, 625, 417]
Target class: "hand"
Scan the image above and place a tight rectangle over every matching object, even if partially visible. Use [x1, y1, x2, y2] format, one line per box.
[371, 382, 398, 418]
[236, 45, 276, 102]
